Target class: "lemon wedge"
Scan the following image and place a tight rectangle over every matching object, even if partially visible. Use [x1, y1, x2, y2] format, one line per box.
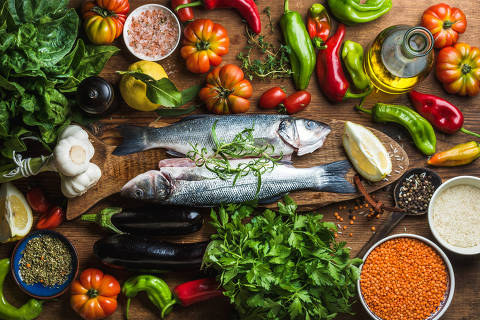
[0, 183, 33, 242]
[342, 121, 392, 182]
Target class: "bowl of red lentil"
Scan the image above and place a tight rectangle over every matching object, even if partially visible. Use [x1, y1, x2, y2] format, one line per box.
[358, 234, 454, 320]
[123, 4, 181, 61]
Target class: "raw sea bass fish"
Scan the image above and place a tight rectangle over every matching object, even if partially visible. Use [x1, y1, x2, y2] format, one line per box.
[121, 158, 356, 207]
[113, 114, 331, 157]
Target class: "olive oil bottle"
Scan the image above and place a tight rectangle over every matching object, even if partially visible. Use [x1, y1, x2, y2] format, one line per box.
[364, 25, 434, 94]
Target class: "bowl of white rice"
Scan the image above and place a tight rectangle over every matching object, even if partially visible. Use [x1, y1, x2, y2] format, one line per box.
[428, 176, 480, 255]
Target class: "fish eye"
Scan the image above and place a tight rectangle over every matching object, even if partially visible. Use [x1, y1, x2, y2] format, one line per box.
[305, 120, 318, 129]
[135, 189, 144, 198]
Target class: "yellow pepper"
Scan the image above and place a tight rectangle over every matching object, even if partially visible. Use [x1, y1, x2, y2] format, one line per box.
[427, 141, 480, 166]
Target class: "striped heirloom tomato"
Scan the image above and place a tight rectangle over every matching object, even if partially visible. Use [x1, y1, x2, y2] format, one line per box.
[181, 19, 230, 74]
[82, 0, 130, 44]
[199, 64, 252, 114]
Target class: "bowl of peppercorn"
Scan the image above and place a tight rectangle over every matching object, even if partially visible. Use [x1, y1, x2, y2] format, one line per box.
[393, 168, 442, 215]
[11, 230, 79, 299]
[358, 233, 455, 320]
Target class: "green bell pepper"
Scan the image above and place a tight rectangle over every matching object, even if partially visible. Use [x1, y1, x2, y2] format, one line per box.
[122, 275, 176, 319]
[356, 103, 437, 155]
[327, 0, 392, 25]
[341, 40, 371, 91]
[280, 0, 316, 90]
[0, 259, 42, 320]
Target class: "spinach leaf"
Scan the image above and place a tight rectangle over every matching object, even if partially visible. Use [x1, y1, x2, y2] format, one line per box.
[0, 0, 117, 165]
[7, 0, 68, 24]
[35, 9, 78, 66]
[58, 40, 119, 92]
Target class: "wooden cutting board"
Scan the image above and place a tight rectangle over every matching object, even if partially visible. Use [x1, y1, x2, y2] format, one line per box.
[66, 119, 409, 220]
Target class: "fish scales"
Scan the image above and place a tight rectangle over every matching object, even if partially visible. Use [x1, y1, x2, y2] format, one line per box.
[113, 115, 331, 157]
[121, 159, 356, 206]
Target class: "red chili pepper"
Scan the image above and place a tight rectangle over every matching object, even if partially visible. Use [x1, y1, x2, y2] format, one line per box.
[409, 90, 480, 138]
[316, 24, 370, 103]
[174, 278, 223, 306]
[26, 188, 51, 215]
[36, 206, 64, 230]
[171, 0, 194, 22]
[175, 0, 261, 34]
[307, 4, 331, 49]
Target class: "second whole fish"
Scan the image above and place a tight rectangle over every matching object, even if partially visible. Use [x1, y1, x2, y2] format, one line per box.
[113, 114, 331, 157]
[121, 158, 356, 206]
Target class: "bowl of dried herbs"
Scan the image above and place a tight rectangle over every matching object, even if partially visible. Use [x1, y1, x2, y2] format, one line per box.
[11, 230, 79, 299]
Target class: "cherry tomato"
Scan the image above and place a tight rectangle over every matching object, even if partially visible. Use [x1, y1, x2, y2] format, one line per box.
[258, 87, 287, 109]
[26, 188, 51, 215]
[283, 91, 311, 114]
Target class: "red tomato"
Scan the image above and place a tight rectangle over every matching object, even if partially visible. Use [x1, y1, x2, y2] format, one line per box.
[422, 3, 466, 49]
[199, 64, 252, 114]
[71, 268, 120, 320]
[181, 19, 230, 74]
[283, 91, 311, 114]
[258, 87, 287, 109]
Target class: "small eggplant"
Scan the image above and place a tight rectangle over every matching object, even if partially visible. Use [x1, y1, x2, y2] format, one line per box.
[81, 207, 203, 235]
[93, 234, 209, 272]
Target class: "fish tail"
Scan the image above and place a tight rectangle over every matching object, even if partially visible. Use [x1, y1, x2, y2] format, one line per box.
[315, 160, 356, 193]
[112, 125, 156, 156]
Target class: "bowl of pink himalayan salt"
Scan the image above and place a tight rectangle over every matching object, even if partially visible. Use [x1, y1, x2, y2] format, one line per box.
[123, 4, 181, 61]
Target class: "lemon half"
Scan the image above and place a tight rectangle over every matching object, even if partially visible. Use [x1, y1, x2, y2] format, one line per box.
[0, 183, 33, 242]
[342, 121, 392, 182]
[119, 60, 168, 111]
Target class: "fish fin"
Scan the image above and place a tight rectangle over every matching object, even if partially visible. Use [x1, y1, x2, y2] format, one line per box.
[166, 150, 186, 158]
[258, 193, 289, 204]
[278, 160, 294, 167]
[316, 160, 357, 193]
[159, 158, 196, 168]
[112, 125, 153, 156]
[174, 114, 211, 122]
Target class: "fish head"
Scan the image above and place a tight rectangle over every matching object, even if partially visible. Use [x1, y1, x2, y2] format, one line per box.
[278, 118, 331, 156]
[121, 170, 172, 201]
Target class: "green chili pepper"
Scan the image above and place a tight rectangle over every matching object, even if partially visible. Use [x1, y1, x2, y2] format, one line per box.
[341, 40, 371, 91]
[356, 103, 437, 155]
[280, 0, 316, 90]
[327, 0, 392, 25]
[122, 275, 176, 319]
[0, 259, 42, 320]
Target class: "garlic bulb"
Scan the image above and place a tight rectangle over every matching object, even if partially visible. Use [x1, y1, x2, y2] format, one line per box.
[61, 163, 102, 198]
[54, 126, 94, 176]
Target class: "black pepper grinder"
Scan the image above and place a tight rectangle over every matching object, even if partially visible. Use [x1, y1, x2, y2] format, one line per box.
[76, 76, 116, 115]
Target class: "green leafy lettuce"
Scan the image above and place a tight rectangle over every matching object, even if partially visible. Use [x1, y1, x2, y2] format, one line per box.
[203, 197, 363, 320]
[0, 0, 119, 163]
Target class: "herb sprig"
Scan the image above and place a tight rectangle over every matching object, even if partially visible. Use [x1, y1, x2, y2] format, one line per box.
[203, 197, 363, 320]
[186, 121, 282, 194]
[237, 26, 292, 81]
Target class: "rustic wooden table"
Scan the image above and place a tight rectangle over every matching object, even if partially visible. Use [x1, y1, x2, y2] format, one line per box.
[2, 0, 479, 319]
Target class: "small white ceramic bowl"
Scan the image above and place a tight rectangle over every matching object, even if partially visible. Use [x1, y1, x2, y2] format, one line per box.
[123, 4, 181, 61]
[358, 234, 455, 320]
[428, 175, 480, 255]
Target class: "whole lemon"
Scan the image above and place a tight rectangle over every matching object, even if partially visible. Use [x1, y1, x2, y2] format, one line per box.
[119, 61, 168, 111]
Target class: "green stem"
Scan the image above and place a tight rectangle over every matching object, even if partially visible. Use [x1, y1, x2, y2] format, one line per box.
[344, 86, 373, 100]
[175, 0, 202, 11]
[81, 208, 124, 234]
[355, 103, 373, 115]
[460, 127, 480, 139]
[0, 154, 56, 183]
[443, 20, 453, 29]
[284, 0, 289, 12]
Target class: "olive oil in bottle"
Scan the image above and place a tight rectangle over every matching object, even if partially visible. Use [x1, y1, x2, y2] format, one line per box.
[364, 25, 434, 94]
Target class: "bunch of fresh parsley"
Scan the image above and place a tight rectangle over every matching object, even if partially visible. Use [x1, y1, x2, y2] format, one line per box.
[202, 197, 363, 320]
